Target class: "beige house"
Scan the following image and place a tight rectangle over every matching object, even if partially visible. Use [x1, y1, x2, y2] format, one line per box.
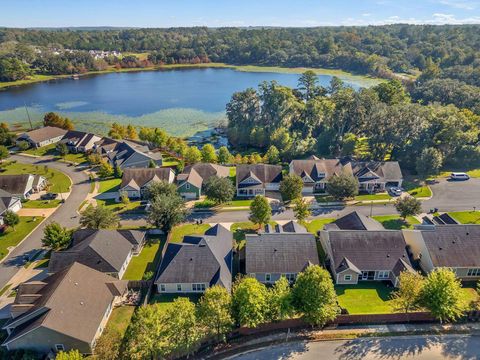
[2, 262, 127, 355]
[61, 130, 101, 153]
[119, 168, 175, 199]
[319, 229, 414, 286]
[16, 126, 67, 149]
[403, 224, 480, 281]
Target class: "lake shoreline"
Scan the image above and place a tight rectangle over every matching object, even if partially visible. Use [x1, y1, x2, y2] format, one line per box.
[0, 63, 383, 90]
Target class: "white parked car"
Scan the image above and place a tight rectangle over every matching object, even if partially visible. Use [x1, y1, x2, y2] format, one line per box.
[388, 187, 403, 196]
[450, 172, 470, 181]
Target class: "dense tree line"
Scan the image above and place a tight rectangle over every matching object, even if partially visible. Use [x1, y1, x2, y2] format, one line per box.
[227, 74, 480, 172]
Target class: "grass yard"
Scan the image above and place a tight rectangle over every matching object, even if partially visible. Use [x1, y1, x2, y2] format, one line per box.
[194, 199, 216, 208]
[122, 236, 165, 280]
[223, 199, 253, 208]
[0, 162, 71, 193]
[96, 199, 142, 214]
[315, 195, 338, 203]
[149, 294, 202, 310]
[448, 211, 480, 224]
[0, 217, 43, 261]
[372, 215, 420, 230]
[22, 199, 62, 208]
[60, 152, 87, 164]
[22, 143, 57, 157]
[97, 177, 121, 193]
[106, 306, 136, 338]
[230, 221, 277, 249]
[403, 180, 432, 198]
[354, 193, 392, 201]
[169, 223, 211, 243]
[305, 218, 335, 234]
[335, 283, 395, 314]
[229, 167, 236, 177]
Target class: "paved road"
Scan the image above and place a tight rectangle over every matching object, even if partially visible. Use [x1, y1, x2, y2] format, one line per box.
[423, 178, 480, 212]
[230, 335, 480, 360]
[0, 155, 90, 289]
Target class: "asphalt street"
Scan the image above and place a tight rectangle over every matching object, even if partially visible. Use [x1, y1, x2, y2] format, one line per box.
[0, 155, 90, 289]
[230, 334, 480, 360]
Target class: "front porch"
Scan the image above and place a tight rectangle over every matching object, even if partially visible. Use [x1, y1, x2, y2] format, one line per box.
[237, 188, 265, 197]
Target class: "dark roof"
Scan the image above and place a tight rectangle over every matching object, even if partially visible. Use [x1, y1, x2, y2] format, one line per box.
[179, 163, 230, 187]
[327, 230, 412, 273]
[420, 225, 480, 268]
[155, 224, 233, 290]
[263, 221, 308, 234]
[48, 229, 145, 274]
[325, 211, 384, 231]
[18, 126, 67, 144]
[432, 213, 459, 225]
[351, 161, 403, 183]
[0, 190, 19, 215]
[245, 232, 319, 274]
[101, 140, 162, 166]
[3, 262, 127, 346]
[62, 130, 99, 148]
[120, 168, 174, 189]
[236, 164, 283, 187]
[0, 174, 32, 195]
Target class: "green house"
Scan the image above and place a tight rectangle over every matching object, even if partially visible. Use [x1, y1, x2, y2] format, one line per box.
[176, 163, 230, 200]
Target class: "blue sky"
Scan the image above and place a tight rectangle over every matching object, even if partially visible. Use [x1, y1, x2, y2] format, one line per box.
[3, 0, 480, 27]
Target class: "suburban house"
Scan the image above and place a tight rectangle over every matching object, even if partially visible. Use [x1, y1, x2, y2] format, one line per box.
[403, 224, 480, 281]
[245, 224, 319, 284]
[97, 140, 163, 169]
[324, 211, 384, 231]
[16, 126, 68, 149]
[2, 262, 127, 355]
[155, 224, 233, 293]
[0, 174, 47, 199]
[48, 229, 146, 279]
[319, 230, 414, 286]
[0, 189, 22, 226]
[263, 220, 309, 234]
[236, 164, 283, 197]
[119, 168, 175, 199]
[61, 130, 101, 153]
[289, 157, 403, 194]
[177, 163, 230, 200]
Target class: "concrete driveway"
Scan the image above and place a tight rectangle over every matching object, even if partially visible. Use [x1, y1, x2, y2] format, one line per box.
[0, 155, 91, 289]
[230, 334, 480, 360]
[423, 177, 480, 212]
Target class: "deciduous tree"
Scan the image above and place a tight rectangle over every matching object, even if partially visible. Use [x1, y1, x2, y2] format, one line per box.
[144, 181, 178, 200]
[80, 205, 119, 229]
[248, 195, 271, 228]
[217, 146, 232, 164]
[293, 198, 311, 224]
[198, 285, 234, 341]
[326, 172, 359, 201]
[264, 145, 280, 164]
[232, 277, 269, 328]
[184, 146, 202, 164]
[392, 271, 425, 313]
[394, 196, 422, 220]
[416, 147, 443, 177]
[201, 144, 218, 163]
[279, 174, 303, 202]
[147, 193, 187, 232]
[98, 160, 114, 178]
[42, 222, 72, 250]
[3, 210, 19, 230]
[268, 276, 294, 321]
[204, 176, 235, 205]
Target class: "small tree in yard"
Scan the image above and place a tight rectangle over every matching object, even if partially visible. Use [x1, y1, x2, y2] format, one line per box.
[293, 198, 311, 223]
[198, 285, 234, 341]
[264, 145, 280, 164]
[416, 147, 443, 177]
[147, 193, 187, 232]
[3, 210, 19, 230]
[421, 268, 467, 323]
[120, 191, 130, 205]
[292, 265, 338, 326]
[145, 180, 178, 200]
[114, 164, 123, 178]
[326, 172, 359, 201]
[94, 328, 122, 360]
[395, 196, 422, 220]
[0, 145, 9, 161]
[17, 140, 30, 151]
[57, 142, 69, 158]
[148, 159, 157, 168]
[204, 176, 235, 204]
[80, 205, 119, 229]
[201, 144, 218, 163]
[55, 349, 82, 360]
[184, 146, 202, 164]
[392, 271, 425, 313]
[268, 276, 294, 321]
[248, 195, 271, 228]
[279, 174, 303, 202]
[217, 146, 232, 164]
[42, 222, 72, 250]
[98, 160, 114, 178]
[87, 153, 102, 165]
[232, 277, 269, 328]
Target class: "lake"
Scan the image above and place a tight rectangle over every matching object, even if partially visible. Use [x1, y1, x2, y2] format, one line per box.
[0, 67, 363, 137]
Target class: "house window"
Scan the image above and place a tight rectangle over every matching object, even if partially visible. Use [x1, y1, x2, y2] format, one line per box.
[192, 283, 206, 292]
[344, 275, 352, 281]
[177, 284, 182, 292]
[55, 344, 65, 352]
[467, 268, 480, 276]
[377, 271, 389, 279]
[185, 183, 190, 190]
[284, 273, 296, 282]
[265, 273, 271, 282]
[160, 284, 166, 292]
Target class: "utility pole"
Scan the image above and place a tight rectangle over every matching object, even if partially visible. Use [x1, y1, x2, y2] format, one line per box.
[24, 103, 33, 130]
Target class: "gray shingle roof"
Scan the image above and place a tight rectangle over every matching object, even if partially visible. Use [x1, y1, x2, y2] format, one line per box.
[179, 163, 230, 188]
[327, 230, 412, 273]
[0, 174, 32, 195]
[420, 225, 480, 268]
[156, 224, 233, 290]
[245, 233, 319, 274]
[120, 168, 174, 189]
[236, 164, 283, 188]
[18, 126, 67, 144]
[325, 211, 384, 231]
[3, 262, 127, 346]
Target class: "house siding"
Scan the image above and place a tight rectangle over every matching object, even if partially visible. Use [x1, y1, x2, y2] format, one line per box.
[156, 282, 208, 294]
[336, 270, 359, 284]
[178, 183, 200, 199]
[402, 230, 435, 274]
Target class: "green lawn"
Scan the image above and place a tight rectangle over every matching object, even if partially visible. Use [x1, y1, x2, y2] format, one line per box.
[230, 221, 277, 249]
[22, 199, 62, 208]
[372, 215, 420, 230]
[354, 193, 392, 201]
[96, 199, 142, 214]
[335, 283, 395, 314]
[229, 167, 236, 177]
[22, 143, 57, 157]
[97, 177, 122, 193]
[305, 218, 335, 234]
[61, 152, 87, 164]
[403, 180, 432, 198]
[122, 236, 165, 280]
[169, 224, 211, 243]
[0, 217, 44, 261]
[315, 195, 338, 203]
[149, 294, 202, 310]
[106, 306, 136, 338]
[448, 211, 480, 224]
[223, 199, 253, 208]
[194, 199, 216, 208]
[461, 287, 479, 309]
[467, 169, 480, 178]
[0, 162, 71, 193]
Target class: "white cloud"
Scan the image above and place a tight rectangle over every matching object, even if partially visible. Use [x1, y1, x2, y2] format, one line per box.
[436, 0, 479, 10]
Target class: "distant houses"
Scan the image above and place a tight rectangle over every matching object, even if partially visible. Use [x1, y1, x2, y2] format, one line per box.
[289, 157, 403, 194]
[177, 163, 230, 200]
[119, 168, 175, 199]
[61, 130, 101, 153]
[97, 140, 163, 169]
[16, 126, 67, 149]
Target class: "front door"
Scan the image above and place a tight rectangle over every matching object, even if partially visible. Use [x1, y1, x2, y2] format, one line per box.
[361, 271, 375, 280]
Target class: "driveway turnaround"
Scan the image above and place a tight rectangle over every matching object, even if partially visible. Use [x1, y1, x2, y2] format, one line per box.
[0, 155, 90, 289]
[230, 335, 480, 360]
[423, 177, 480, 212]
